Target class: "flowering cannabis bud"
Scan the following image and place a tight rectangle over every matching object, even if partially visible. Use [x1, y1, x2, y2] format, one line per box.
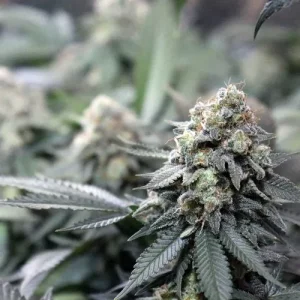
[0, 85, 300, 300]
[116, 84, 300, 300]
[49, 95, 164, 190]
[0, 67, 50, 151]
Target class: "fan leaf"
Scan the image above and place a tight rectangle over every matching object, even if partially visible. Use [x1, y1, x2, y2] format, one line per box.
[0, 176, 129, 211]
[278, 207, 300, 226]
[56, 212, 129, 231]
[19, 249, 71, 298]
[128, 208, 179, 241]
[264, 173, 300, 203]
[0, 193, 122, 212]
[0, 282, 53, 300]
[137, 165, 185, 190]
[115, 226, 186, 299]
[219, 225, 285, 288]
[176, 251, 192, 298]
[116, 145, 170, 160]
[269, 289, 300, 300]
[194, 229, 233, 300]
[254, 0, 295, 38]
[270, 152, 300, 168]
[40, 289, 53, 300]
[232, 289, 260, 300]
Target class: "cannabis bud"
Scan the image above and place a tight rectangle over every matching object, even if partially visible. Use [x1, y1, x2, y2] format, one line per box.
[0, 85, 299, 300]
[116, 84, 300, 300]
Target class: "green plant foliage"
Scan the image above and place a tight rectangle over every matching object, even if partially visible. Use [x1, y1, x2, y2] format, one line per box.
[232, 289, 260, 300]
[195, 229, 232, 300]
[175, 250, 192, 298]
[17, 250, 71, 299]
[219, 225, 283, 287]
[115, 84, 300, 299]
[134, 0, 177, 121]
[0, 176, 131, 229]
[45, 95, 164, 191]
[1, 85, 300, 300]
[0, 5, 74, 65]
[115, 226, 186, 299]
[254, 0, 298, 38]
[56, 213, 128, 232]
[0, 282, 52, 300]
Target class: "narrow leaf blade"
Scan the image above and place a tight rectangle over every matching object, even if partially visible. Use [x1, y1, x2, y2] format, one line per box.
[56, 213, 129, 232]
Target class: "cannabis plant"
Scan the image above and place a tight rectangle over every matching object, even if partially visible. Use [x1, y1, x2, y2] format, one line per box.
[0, 66, 59, 177]
[113, 84, 300, 300]
[46, 95, 164, 190]
[1, 85, 300, 300]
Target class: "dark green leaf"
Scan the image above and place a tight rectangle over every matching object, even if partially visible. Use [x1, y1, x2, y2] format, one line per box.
[137, 165, 185, 190]
[207, 210, 221, 235]
[129, 208, 179, 241]
[232, 289, 260, 300]
[176, 251, 192, 298]
[264, 173, 300, 203]
[254, 0, 296, 38]
[219, 225, 285, 288]
[194, 229, 232, 300]
[226, 156, 242, 190]
[115, 226, 186, 299]
[245, 179, 270, 201]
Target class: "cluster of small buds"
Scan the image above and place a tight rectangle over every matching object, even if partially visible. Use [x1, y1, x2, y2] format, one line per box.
[118, 84, 299, 300]
[169, 84, 271, 219]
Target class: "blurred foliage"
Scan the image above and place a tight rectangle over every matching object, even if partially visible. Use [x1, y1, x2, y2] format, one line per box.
[0, 5, 74, 66]
[0, 0, 300, 299]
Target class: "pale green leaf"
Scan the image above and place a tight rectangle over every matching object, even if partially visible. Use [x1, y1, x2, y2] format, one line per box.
[269, 289, 300, 300]
[56, 212, 129, 232]
[134, 0, 177, 122]
[19, 249, 71, 299]
[0, 176, 129, 212]
[0, 282, 25, 300]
